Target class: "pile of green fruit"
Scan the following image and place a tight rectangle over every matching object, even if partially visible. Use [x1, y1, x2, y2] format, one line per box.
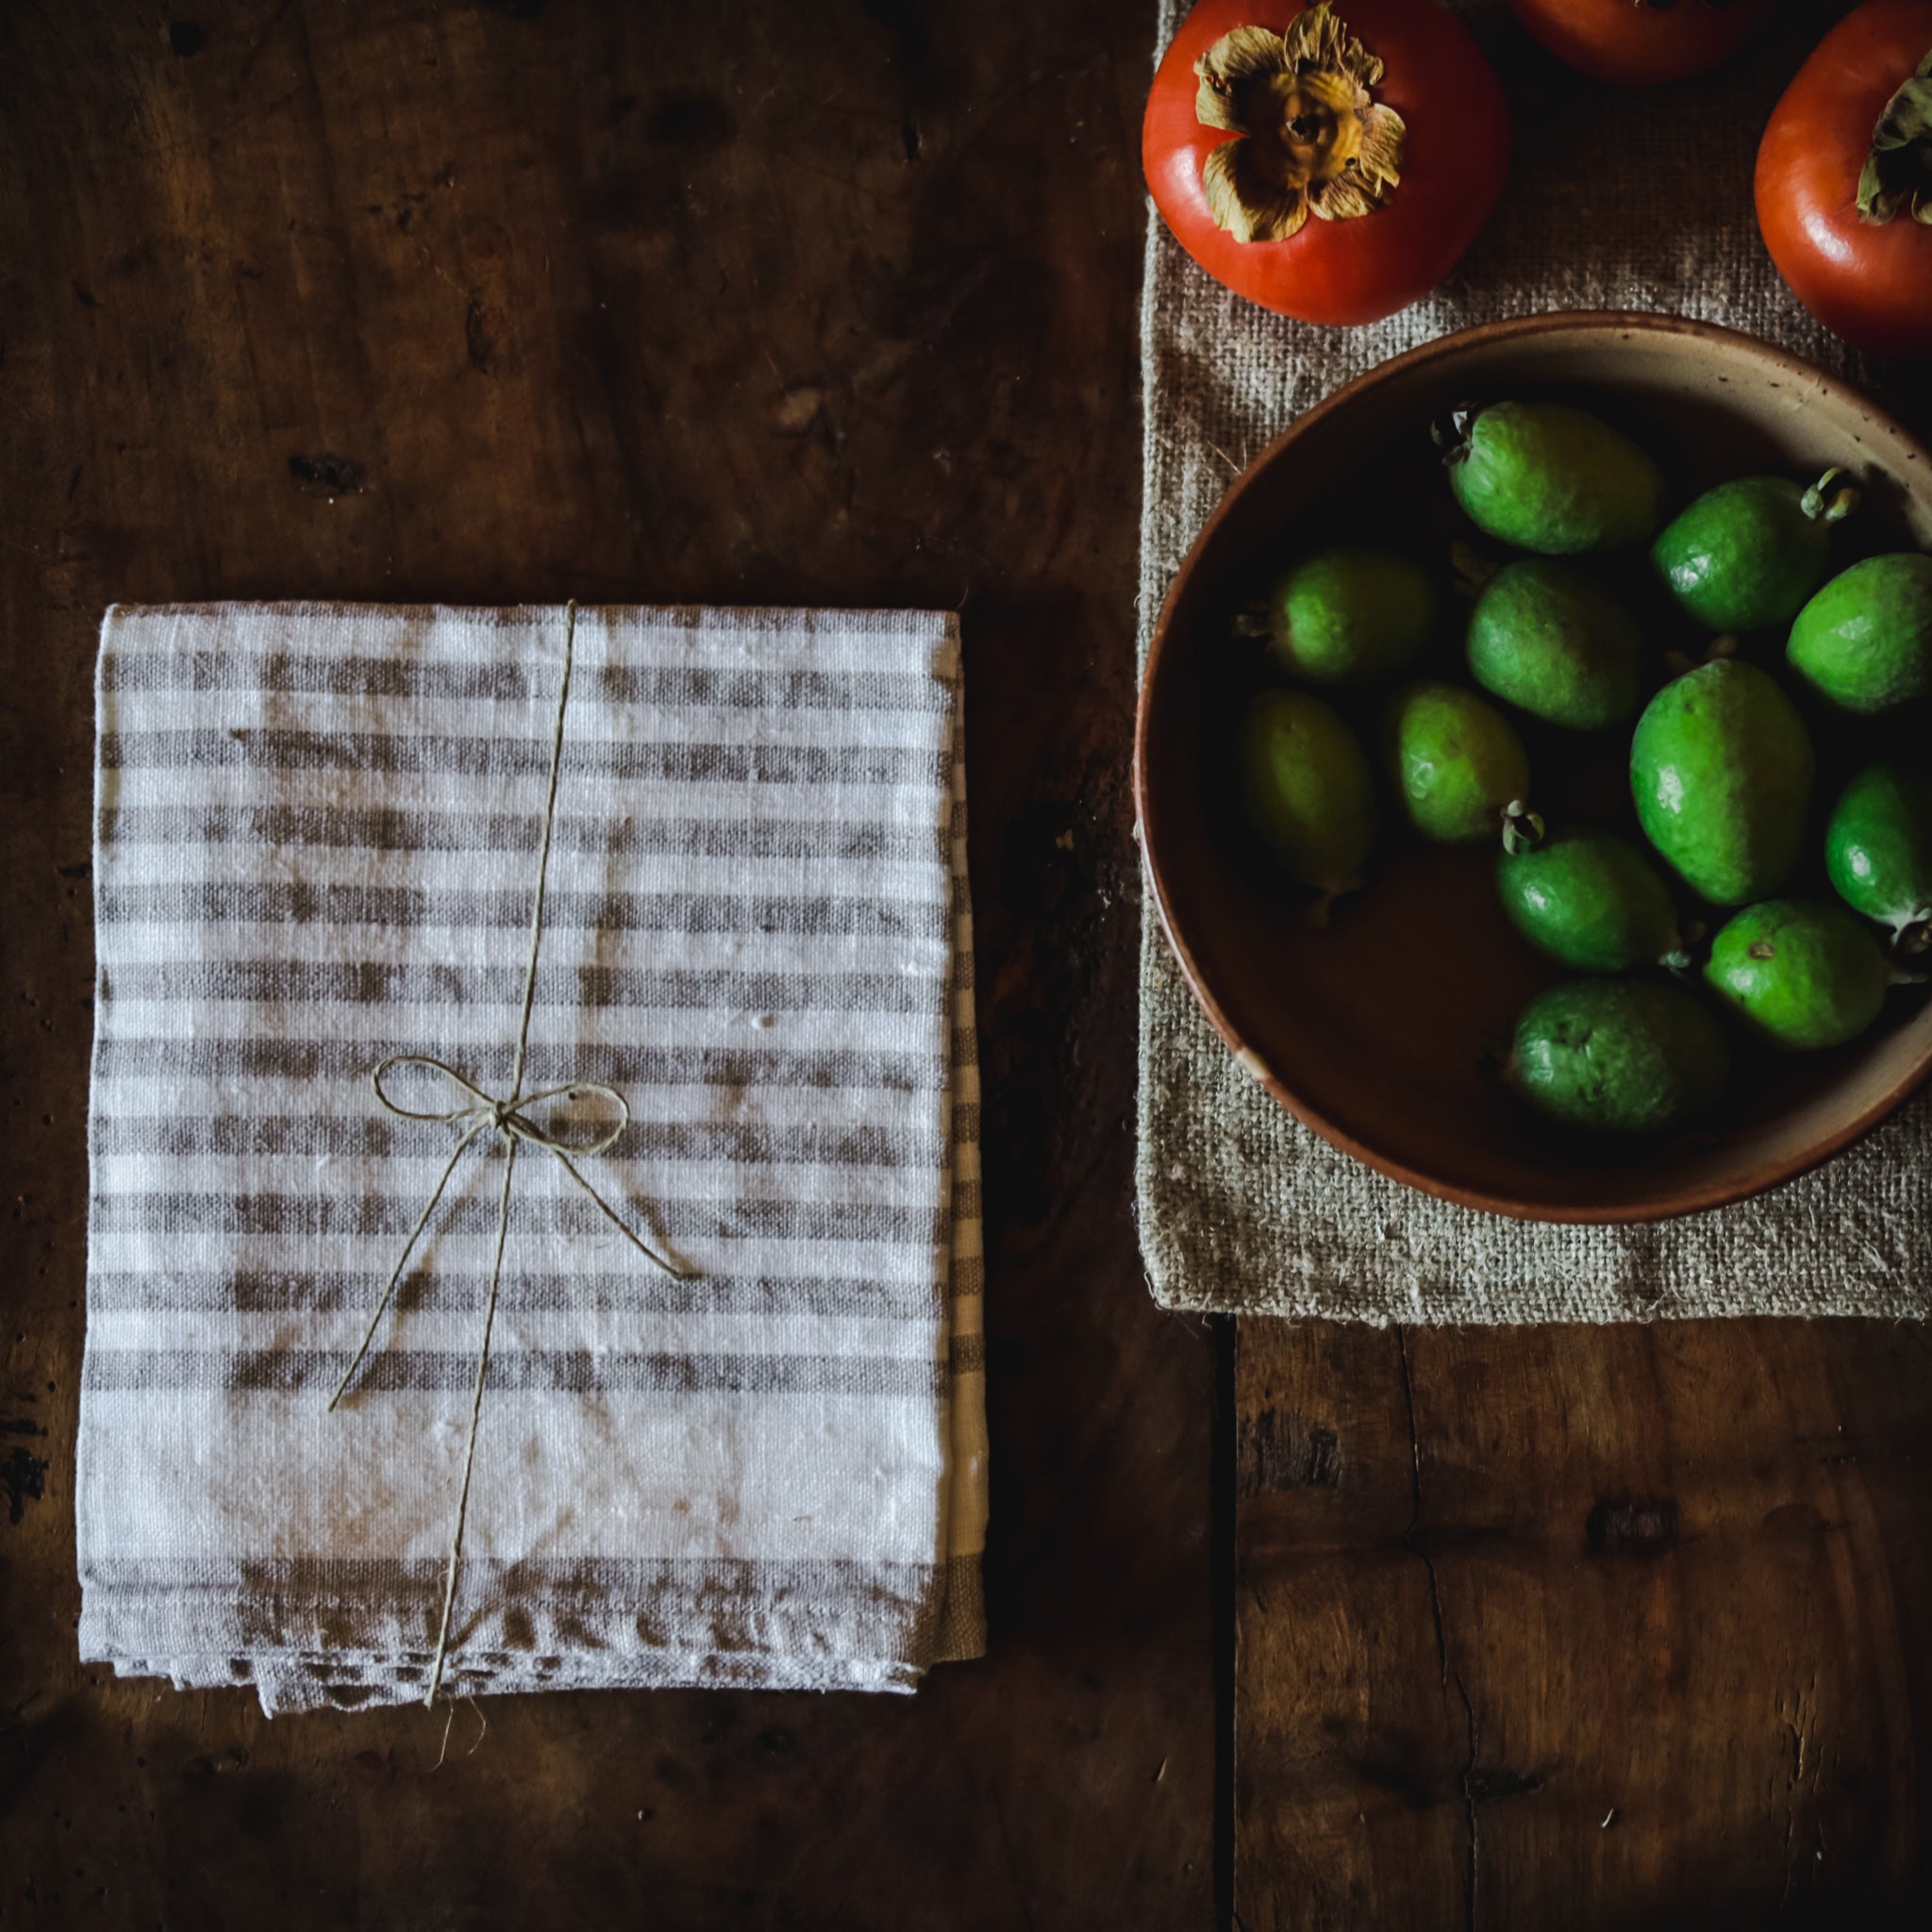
[1235, 397, 1932, 1139]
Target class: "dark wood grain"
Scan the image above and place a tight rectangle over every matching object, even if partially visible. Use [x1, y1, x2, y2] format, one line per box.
[1238, 1320, 1932, 1928]
[0, 5, 1217, 1927]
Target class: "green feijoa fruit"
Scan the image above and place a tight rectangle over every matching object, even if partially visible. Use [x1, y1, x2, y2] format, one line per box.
[1237, 689, 1377, 897]
[1787, 552, 1932, 713]
[1466, 558, 1643, 730]
[1826, 763, 1932, 951]
[1259, 545, 1439, 686]
[1441, 400, 1665, 556]
[1508, 980, 1729, 1136]
[1704, 899, 1894, 1050]
[1496, 830, 1683, 973]
[1652, 471, 1857, 633]
[1630, 658, 1815, 907]
[1385, 680, 1533, 848]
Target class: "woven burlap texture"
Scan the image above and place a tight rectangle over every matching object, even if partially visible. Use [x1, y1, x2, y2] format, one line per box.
[1137, 0, 1931, 1323]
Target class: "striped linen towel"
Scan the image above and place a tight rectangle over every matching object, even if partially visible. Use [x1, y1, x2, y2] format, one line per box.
[79, 601, 987, 1714]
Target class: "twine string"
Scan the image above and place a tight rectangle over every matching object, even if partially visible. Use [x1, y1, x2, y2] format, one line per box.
[327, 600, 689, 1708]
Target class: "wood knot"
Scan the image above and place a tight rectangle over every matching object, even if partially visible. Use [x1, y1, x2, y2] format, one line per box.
[1586, 1497, 1679, 1557]
[1240, 1411, 1341, 1496]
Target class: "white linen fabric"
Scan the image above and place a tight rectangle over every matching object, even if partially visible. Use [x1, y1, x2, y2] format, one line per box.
[80, 601, 986, 1713]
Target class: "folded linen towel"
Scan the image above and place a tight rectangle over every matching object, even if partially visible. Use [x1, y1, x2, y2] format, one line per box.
[80, 601, 986, 1714]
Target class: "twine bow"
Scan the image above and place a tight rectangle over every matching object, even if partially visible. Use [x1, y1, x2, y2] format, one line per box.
[327, 601, 689, 1707]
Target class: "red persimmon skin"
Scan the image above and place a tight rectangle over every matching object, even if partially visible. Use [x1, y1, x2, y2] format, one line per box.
[1142, 1, 1511, 325]
[1505, 0, 1774, 86]
[1756, 0, 1932, 359]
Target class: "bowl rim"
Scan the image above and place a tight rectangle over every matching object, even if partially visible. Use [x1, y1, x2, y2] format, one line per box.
[1133, 308, 1932, 1224]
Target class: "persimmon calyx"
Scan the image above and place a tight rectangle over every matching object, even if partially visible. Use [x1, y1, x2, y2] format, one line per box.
[1194, 4, 1406, 243]
[1858, 47, 1932, 227]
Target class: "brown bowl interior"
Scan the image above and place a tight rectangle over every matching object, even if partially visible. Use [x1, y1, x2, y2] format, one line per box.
[1137, 315, 1932, 1223]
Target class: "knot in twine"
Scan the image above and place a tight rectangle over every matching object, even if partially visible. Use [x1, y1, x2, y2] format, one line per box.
[370, 1056, 633, 1161]
[327, 601, 690, 1707]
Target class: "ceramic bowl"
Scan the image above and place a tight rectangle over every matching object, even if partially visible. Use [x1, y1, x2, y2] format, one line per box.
[1135, 312, 1932, 1222]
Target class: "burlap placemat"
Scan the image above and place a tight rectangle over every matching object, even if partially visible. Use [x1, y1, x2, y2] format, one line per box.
[1137, 0, 1932, 1322]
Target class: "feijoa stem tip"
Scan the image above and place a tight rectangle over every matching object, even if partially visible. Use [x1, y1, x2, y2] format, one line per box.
[1431, 402, 1480, 464]
[1800, 467, 1861, 525]
[1501, 801, 1544, 857]
[1665, 920, 1707, 980]
[1665, 635, 1738, 679]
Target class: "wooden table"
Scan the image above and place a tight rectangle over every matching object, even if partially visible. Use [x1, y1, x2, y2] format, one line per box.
[1, 6, 1925, 1927]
